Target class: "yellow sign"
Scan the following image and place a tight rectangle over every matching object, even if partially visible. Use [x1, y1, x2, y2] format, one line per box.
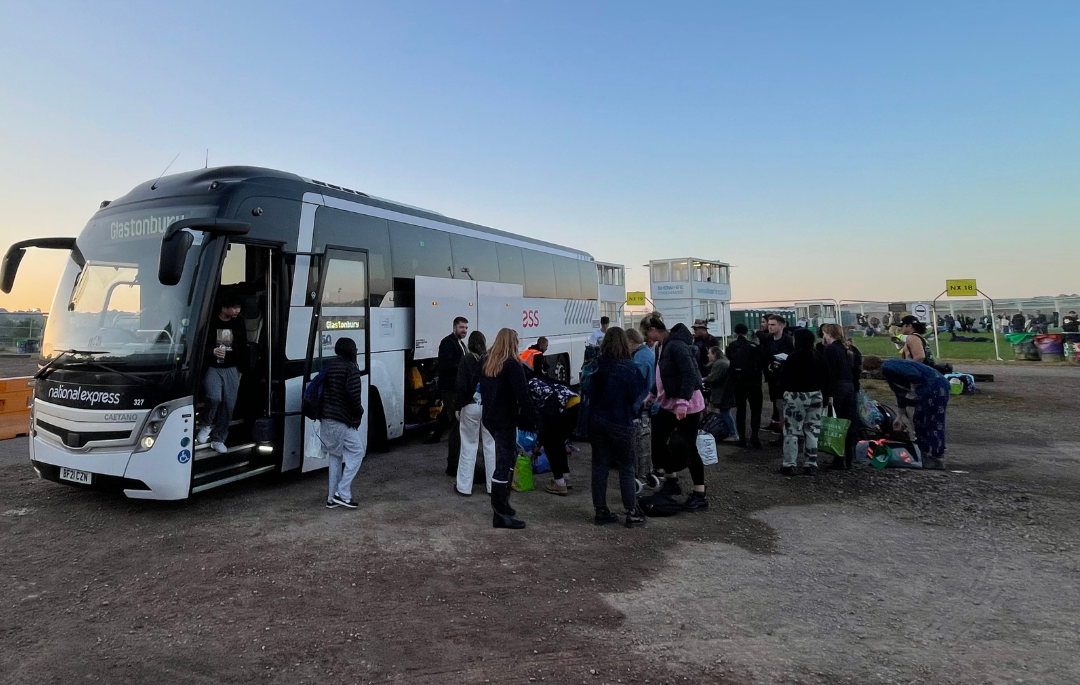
[626, 291, 646, 306]
[946, 279, 977, 297]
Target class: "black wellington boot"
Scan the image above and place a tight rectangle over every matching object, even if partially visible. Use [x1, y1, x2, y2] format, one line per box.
[491, 483, 525, 529]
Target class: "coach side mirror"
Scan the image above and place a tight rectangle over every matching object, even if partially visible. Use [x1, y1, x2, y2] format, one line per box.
[158, 230, 194, 286]
[1, 238, 80, 294]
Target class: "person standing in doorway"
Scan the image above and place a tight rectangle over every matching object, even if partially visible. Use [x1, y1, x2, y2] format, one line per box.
[198, 290, 248, 454]
[589, 316, 610, 347]
[726, 324, 764, 449]
[480, 328, 537, 529]
[321, 338, 366, 509]
[427, 317, 469, 475]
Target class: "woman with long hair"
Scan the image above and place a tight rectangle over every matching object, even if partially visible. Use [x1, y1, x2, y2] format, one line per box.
[479, 328, 537, 529]
[820, 323, 857, 469]
[454, 330, 492, 496]
[898, 315, 934, 365]
[587, 327, 647, 526]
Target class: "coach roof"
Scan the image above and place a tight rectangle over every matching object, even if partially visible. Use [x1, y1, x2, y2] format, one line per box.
[103, 165, 594, 261]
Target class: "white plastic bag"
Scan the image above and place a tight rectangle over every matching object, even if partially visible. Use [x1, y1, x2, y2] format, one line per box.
[305, 419, 326, 460]
[696, 431, 718, 466]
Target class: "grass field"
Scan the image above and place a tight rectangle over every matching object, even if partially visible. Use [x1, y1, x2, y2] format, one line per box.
[851, 332, 1011, 361]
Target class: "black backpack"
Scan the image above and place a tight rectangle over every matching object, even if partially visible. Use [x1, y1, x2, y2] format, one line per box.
[301, 368, 328, 420]
[639, 492, 681, 517]
[728, 339, 759, 379]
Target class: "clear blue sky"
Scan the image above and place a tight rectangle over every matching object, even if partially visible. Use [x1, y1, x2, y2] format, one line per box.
[1, 0, 1078, 310]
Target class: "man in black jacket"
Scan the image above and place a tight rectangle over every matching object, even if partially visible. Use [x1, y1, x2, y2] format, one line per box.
[426, 317, 469, 475]
[320, 338, 366, 509]
[763, 314, 794, 432]
[726, 324, 764, 449]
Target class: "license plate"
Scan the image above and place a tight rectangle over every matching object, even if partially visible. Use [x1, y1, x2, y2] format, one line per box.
[59, 467, 92, 485]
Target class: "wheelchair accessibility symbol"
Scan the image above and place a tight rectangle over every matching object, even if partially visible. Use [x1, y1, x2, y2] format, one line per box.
[177, 450, 191, 464]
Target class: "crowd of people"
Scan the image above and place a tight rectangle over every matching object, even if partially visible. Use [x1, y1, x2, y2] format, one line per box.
[310, 309, 954, 527]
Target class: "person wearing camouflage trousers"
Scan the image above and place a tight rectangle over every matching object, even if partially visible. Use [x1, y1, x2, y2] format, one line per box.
[778, 328, 828, 476]
[783, 391, 823, 470]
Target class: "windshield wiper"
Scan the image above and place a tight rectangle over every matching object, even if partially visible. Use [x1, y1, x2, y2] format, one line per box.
[35, 349, 108, 381]
[62, 359, 154, 386]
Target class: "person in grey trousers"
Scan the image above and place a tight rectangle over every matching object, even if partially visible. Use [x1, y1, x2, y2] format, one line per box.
[320, 337, 367, 509]
[197, 290, 248, 454]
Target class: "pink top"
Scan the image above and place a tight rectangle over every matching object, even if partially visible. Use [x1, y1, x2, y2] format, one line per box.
[647, 359, 706, 416]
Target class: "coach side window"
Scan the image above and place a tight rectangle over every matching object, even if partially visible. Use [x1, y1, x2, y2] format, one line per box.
[553, 257, 582, 299]
[579, 261, 600, 300]
[521, 249, 557, 298]
[496, 244, 525, 286]
[450, 234, 500, 282]
[389, 221, 453, 280]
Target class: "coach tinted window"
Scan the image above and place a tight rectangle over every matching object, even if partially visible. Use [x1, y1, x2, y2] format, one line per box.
[313, 208, 392, 297]
[553, 257, 583, 299]
[578, 260, 599, 300]
[389, 221, 453, 279]
[521, 249, 556, 298]
[450, 233, 500, 282]
[496, 244, 525, 285]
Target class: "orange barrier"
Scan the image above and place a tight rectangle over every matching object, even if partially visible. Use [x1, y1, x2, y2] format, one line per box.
[0, 376, 32, 440]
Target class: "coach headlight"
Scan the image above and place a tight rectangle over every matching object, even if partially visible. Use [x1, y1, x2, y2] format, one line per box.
[132, 398, 188, 454]
[140, 436, 156, 450]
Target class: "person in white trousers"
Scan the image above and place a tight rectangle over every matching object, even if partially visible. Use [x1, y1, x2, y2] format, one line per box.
[454, 331, 495, 495]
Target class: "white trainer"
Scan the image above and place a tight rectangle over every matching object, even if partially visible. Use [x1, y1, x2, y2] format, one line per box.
[211, 441, 228, 454]
[196, 426, 212, 444]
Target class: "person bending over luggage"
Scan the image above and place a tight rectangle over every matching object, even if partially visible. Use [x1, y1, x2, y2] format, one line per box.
[880, 358, 950, 470]
[454, 331, 493, 497]
[321, 338, 367, 509]
[479, 328, 537, 529]
[778, 329, 828, 477]
[530, 374, 580, 496]
[587, 327, 647, 527]
[641, 317, 709, 512]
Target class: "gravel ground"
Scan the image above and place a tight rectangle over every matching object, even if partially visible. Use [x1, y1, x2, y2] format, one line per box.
[2, 363, 1079, 684]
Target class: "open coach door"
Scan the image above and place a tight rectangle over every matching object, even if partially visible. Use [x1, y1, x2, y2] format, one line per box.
[302, 248, 371, 472]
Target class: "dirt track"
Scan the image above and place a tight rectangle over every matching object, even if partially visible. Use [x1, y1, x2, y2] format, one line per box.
[2, 364, 1079, 684]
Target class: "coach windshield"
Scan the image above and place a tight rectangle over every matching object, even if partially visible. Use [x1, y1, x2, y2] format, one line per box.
[41, 205, 217, 371]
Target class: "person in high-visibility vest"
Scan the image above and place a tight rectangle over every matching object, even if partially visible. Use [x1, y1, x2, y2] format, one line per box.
[520, 336, 550, 377]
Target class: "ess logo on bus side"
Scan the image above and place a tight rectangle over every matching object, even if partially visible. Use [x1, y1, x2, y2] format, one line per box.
[522, 310, 540, 328]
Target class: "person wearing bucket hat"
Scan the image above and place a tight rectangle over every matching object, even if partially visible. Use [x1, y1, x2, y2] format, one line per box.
[691, 319, 718, 375]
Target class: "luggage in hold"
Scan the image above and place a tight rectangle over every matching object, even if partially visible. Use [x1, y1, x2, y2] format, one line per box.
[511, 451, 534, 492]
[697, 431, 718, 466]
[819, 407, 851, 458]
